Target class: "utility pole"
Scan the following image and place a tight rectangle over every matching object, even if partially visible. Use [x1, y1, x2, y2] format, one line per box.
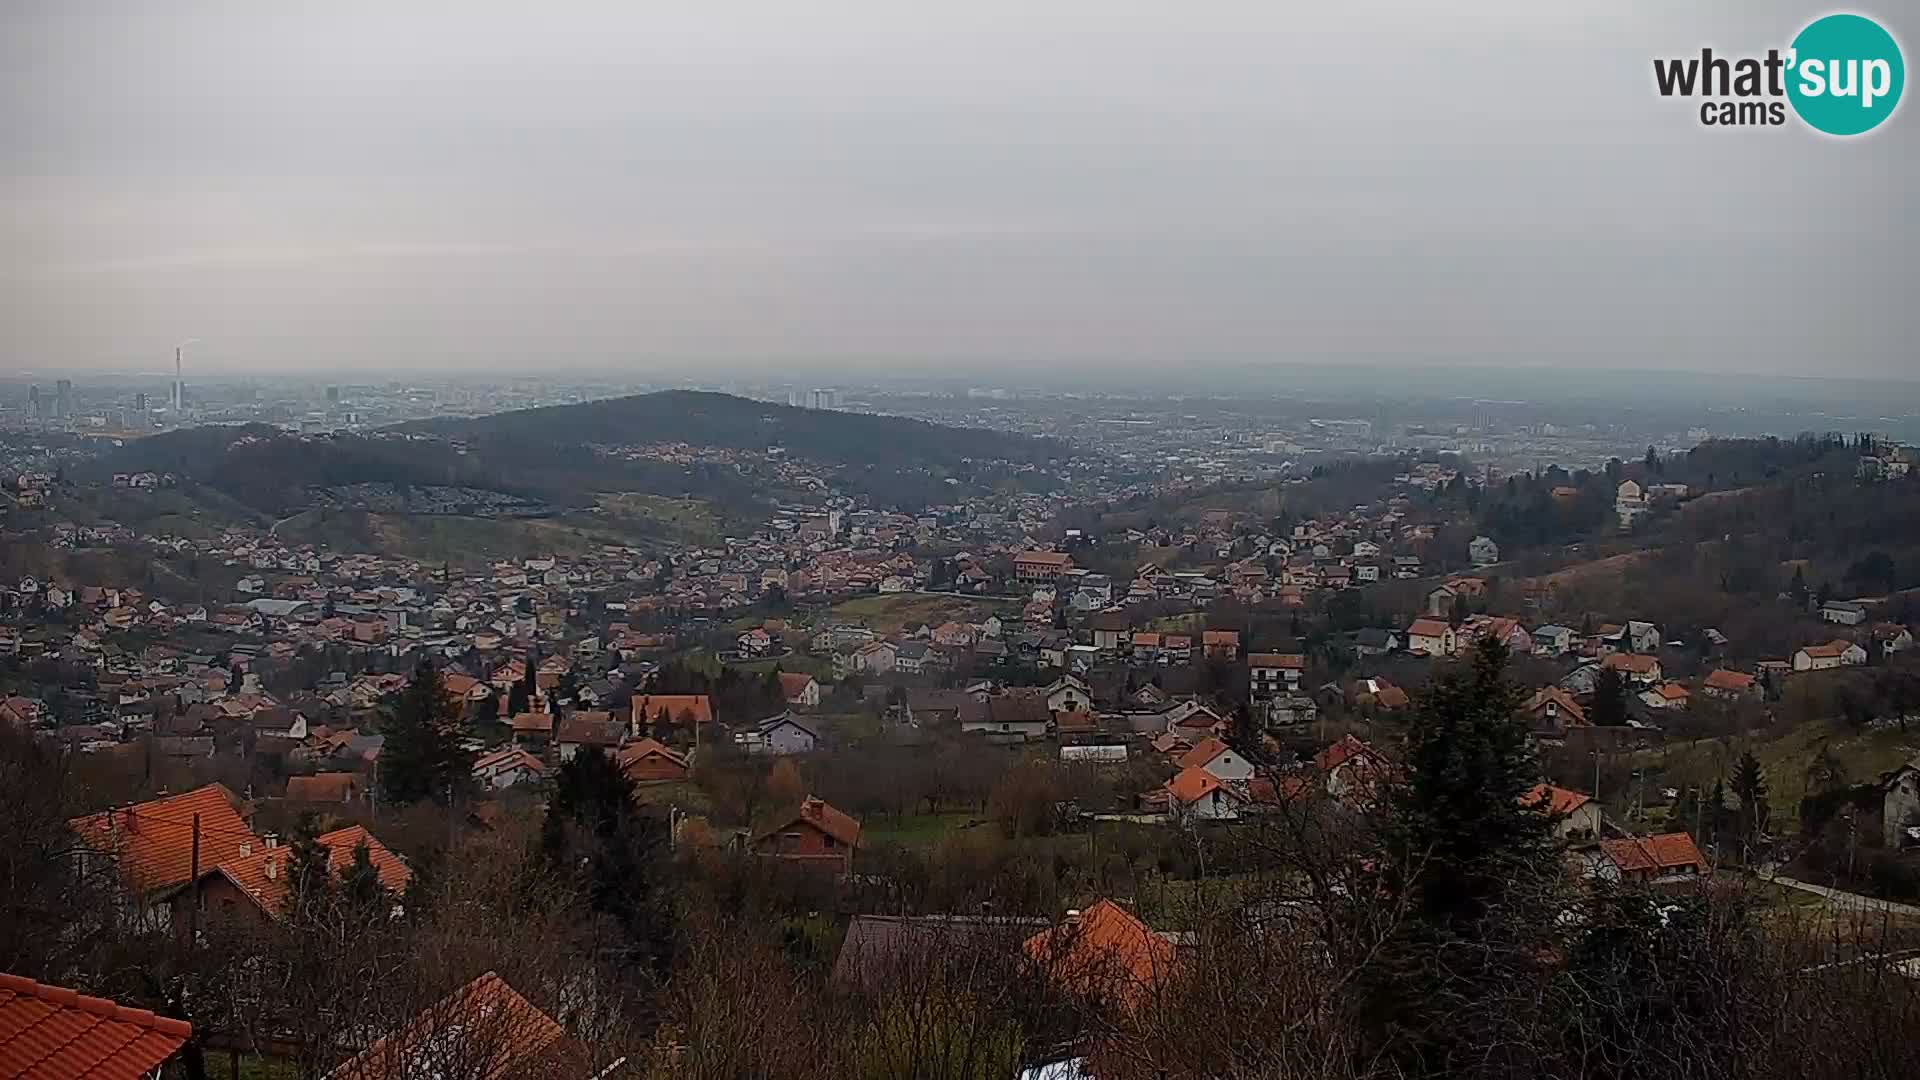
[187, 814, 201, 951]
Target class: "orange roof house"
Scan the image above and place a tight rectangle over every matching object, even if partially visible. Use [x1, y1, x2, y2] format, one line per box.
[324, 971, 582, 1080]
[1703, 669, 1757, 695]
[203, 826, 411, 921]
[1592, 833, 1708, 883]
[1022, 899, 1176, 1011]
[1522, 783, 1594, 817]
[68, 784, 259, 898]
[751, 795, 861, 874]
[629, 694, 714, 733]
[0, 972, 192, 1080]
[616, 738, 690, 783]
[286, 772, 365, 804]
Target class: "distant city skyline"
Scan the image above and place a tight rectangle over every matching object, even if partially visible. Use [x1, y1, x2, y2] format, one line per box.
[3, 2, 1914, 379]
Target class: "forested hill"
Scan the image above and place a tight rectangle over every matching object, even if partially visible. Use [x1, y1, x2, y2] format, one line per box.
[396, 390, 1066, 467]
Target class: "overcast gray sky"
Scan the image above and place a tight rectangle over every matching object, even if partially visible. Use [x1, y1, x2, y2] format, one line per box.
[2, 1, 1913, 379]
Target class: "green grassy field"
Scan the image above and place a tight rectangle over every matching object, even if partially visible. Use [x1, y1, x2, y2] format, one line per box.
[1631, 717, 1919, 821]
[827, 593, 1020, 634]
[860, 811, 983, 847]
[590, 492, 731, 546]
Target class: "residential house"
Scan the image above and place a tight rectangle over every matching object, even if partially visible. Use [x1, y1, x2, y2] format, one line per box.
[509, 711, 554, 747]
[1201, 629, 1241, 661]
[1601, 652, 1663, 686]
[1871, 623, 1915, 658]
[1468, 535, 1500, 567]
[750, 794, 861, 875]
[1586, 833, 1709, 884]
[629, 694, 714, 735]
[779, 671, 821, 709]
[1641, 682, 1691, 710]
[1532, 625, 1577, 657]
[1821, 600, 1868, 626]
[1090, 611, 1131, 652]
[1162, 766, 1248, 821]
[1522, 783, 1602, 840]
[1525, 686, 1589, 738]
[851, 640, 897, 675]
[554, 711, 625, 762]
[286, 772, 365, 804]
[1792, 640, 1868, 672]
[196, 825, 408, 924]
[1021, 899, 1175, 1013]
[966, 693, 1053, 742]
[1701, 669, 1758, 700]
[1042, 675, 1093, 713]
[892, 640, 929, 675]
[1248, 653, 1307, 696]
[68, 784, 260, 913]
[617, 738, 690, 783]
[472, 745, 548, 789]
[1352, 628, 1400, 656]
[1405, 619, 1456, 658]
[1317, 736, 1393, 804]
[1013, 550, 1075, 582]
[325, 972, 585, 1080]
[1177, 737, 1255, 783]
[1884, 757, 1920, 848]
[747, 711, 818, 755]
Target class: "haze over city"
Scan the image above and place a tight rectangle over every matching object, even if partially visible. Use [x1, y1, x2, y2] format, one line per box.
[6, 7, 1920, 1080]
[4, 1, 1915, 380]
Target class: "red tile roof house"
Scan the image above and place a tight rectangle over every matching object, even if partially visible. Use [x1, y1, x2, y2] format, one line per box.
[285, 771, 366, 805]
[616, 738, 691, 784]
[1586, 833, 1709, 885]
[1522, 783, 1602, 840]
[324, 971, 591, 1080]
[750, 795, 861, 875]
[1022, 899, 1177, 1014]
[68, 784, 262, 924]
[189, 825, 411, 925]
[0, 972, 192, 1079]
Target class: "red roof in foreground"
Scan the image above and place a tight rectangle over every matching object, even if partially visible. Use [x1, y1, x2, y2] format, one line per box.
[68, 784, 258, 896]
[1022, 899, 1176, 1011]
[324, 971, 573, 1080]
[0, 972, 191, 1079]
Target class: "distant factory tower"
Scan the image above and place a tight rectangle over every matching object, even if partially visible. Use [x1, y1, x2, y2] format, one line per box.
[171, 345, 183, 414]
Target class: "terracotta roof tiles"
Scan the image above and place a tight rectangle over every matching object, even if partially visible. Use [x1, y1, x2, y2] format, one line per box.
[67, 784, 258, 896]
[0, 972, 191, 1080]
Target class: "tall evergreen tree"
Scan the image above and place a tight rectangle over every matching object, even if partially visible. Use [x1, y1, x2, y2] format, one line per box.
[378, 663, 474, 805]
[1732, 750, 1770, 842]
[1589, 667, 1630, 727]
[283, 814, 335, 923]
[1361, 638, 1564, 1073]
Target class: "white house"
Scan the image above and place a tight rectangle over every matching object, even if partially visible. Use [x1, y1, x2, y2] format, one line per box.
[1533, 625, 1577, 657]
[1164, 767, 1247, 822]
[1793, 640, 1868, 672]
[1468, 536, 1500, 567]
[1178, 737, 1255, 783]
[1043, 676, 1092, 713]
[1405, 619, 1456, 657]
[1523, 784, 1603, 840]
[472, 745, 547, 789]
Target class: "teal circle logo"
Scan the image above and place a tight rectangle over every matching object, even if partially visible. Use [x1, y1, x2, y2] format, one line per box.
[1787, 14, 1904, 135]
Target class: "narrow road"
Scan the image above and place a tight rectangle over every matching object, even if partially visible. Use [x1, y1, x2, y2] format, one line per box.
[1766, 873, 1920, 919]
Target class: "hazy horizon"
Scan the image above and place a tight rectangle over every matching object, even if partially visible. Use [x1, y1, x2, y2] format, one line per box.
[4, 2, 1914, 379]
